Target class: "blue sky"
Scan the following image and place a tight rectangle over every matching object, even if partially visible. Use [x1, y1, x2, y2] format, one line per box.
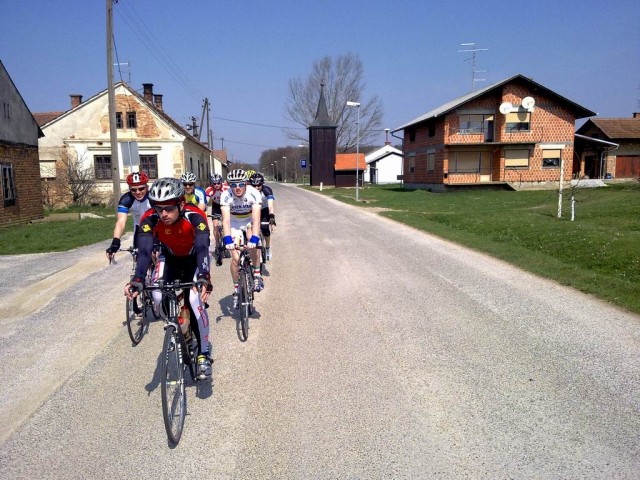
[1, 0, 639, 165]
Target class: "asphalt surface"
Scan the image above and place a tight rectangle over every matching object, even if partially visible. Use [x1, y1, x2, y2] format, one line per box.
[0, 183, 638, 479]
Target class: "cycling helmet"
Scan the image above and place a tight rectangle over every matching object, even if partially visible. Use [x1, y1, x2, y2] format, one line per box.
[249, 172, 264, 187]
[181, 172, 197, 183]
[126, 171, 149, 186]
[149, 177, 184, 204]
[210, 173, 223, 185]
[227, 169, 247, 183]
[245, 169, 256, 179]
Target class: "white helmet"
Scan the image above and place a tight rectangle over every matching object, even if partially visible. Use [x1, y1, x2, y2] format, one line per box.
[149, 178, 184, 204]
[181, 172, 197, 183]
[227, 169, 247, 183]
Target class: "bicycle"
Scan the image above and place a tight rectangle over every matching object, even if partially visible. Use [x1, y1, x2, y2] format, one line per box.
[138, 279, 206, 445]
[235, 244, 255, 342]
[110, 246, 160, 345]
[208, 213, 227, 266]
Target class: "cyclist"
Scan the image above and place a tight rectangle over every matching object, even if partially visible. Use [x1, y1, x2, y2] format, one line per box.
[181, 172, 207, 211]
[248, 172, 276, 260]
[205, 173, 229, 265]
[106, 171, 151, 260]
[220, 169, 263, 308]
[124, 177, 213, 379]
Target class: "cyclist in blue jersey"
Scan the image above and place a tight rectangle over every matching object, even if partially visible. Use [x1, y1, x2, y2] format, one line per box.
[106, 171, 151, 260]
[181, 172, 207, 211]
[248, 172, 276, 260]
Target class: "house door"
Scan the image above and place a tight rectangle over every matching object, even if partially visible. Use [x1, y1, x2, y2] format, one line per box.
[480, 152, 491, 182]
[584, 155, 599, 178]
[370, 167, 377, 184]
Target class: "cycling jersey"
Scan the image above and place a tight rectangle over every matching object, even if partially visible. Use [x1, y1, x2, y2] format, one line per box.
[117, 191, 151, 227]
[205, 183, 229, 205]
[259, 184, 275, 210]
[135, 205, 210, 279]
[220, 185, 262, 218]
[184, 187, 207, 208]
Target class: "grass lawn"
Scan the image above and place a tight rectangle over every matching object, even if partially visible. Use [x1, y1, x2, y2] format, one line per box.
[307, 182, 640, 315]
[0, 205, 130, 255]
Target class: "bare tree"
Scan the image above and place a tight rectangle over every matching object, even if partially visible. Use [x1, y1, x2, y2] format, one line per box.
[285, 53, 384, 152]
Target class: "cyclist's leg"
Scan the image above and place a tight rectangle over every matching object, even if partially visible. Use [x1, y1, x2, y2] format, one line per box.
[260, 208, 271, 249]
[151, 254, 167, 314]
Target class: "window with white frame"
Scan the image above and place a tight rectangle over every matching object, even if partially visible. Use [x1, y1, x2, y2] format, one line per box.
[2, 163, 16, 207]
[450, 151, 486, 173]
[94, 155, 112, 179]
[408, 152, 415, 173]
[459, 114, 493, 134]
[505, 149, 530, 168]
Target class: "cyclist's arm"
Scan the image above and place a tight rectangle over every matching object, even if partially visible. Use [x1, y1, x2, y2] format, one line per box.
[251, 204, 262, 238]
[133, 232, 154, 279]
[112, 211, 128, 239]
[221, 205, 231, 237]
[267, 198, 275, 216]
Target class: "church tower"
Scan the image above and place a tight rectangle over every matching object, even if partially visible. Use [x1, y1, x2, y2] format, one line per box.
[308, 84, 337, 186]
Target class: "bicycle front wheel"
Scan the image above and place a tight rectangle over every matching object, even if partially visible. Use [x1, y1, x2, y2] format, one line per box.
[161, 325, 186, 445]
[126, 297, 146, 345]
[238, 268, 250, 342]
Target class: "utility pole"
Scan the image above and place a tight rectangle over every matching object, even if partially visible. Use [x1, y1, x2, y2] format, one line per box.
[107, 0, 121, 208]
[458, 42, 488, 91]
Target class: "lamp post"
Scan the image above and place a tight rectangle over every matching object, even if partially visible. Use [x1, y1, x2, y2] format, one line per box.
[283, 156, 287, 183]
[270, 163, 274, 181]
[274, 161, 278, 182]
[297, 144, 304, 184]
[346, 101, 361, 201]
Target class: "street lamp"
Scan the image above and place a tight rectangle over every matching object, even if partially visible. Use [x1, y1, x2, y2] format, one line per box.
[283, 156, 287, 183]
[297, 144, 305, 184]
[346, 101, 361, 201]
[274, 160, 278, 181]
[270, 163, 274, 181]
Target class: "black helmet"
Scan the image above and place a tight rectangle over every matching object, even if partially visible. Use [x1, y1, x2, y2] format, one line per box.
[249, 172, 264, 187]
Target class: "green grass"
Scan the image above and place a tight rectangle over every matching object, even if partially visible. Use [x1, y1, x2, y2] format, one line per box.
[0, 207, 130, 255]
[307, 182, 640, 314]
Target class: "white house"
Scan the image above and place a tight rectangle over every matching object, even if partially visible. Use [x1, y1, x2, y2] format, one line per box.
[365, 144, 403, 184]
[35, 82, 224, 204]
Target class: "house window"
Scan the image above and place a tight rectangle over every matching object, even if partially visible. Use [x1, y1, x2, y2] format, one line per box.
[505, 111, 531, 132]
[459, 114, 493, 134]
[116, 112, 123, 129]
[140, 154, 158, 178]
[505, 149, 530, 168]
[427, 152, 435, 172]
[1, 163, 16, 207]
[94, 155, 112, 179]
[542, 149, 561, 167]
[408, 153, 415, 173]
[428, 123, 436, 137]
[3, 102, 10, 119]
[408, 127, 416, 142]
[451, 151, 482, 173]
[127, 112, 137, 129]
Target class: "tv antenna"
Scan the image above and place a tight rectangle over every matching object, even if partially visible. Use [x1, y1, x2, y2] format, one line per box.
[458, 43, 488, 91]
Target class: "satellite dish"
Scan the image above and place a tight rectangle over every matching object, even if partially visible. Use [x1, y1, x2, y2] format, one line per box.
[499, 102, 513, 115]
[522, 96, 535, 110]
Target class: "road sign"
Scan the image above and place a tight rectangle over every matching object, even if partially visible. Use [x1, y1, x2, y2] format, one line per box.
[300, 159, 307, 169]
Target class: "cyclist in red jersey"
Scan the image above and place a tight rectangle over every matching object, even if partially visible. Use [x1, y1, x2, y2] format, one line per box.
[124, 177, 213, 379]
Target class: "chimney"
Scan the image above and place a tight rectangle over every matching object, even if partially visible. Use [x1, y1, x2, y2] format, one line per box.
[153, 94, 163, 111]
[633, 112, 640, 119]
[142, 83, 154, 102]
[384, 128, 391, 146]
[70, 94, 83, 109]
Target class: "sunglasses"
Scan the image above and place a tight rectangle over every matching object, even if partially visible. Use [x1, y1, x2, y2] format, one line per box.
[183, 183, 195, 187]
[230, 182, 246, 189]
[130, 186, 146, 193]
[154, 205, 179, 213]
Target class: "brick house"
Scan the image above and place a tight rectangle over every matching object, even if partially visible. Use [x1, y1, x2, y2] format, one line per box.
[0, 60, 44, 227]
[392, 74, 596, 191]
[35, 82, 224, 206]
[574, 114, 640, 179]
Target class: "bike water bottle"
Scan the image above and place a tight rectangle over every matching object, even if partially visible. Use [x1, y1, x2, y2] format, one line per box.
[178, 305, 191, 336]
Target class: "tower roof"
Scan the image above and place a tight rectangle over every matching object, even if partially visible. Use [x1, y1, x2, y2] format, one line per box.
[309, 83, 337, 128]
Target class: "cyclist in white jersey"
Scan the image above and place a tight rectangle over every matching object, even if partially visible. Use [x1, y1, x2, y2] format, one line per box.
[106, 171, 151, 260]
[220, 169, 263, 308]
[205, 173, 229, 262]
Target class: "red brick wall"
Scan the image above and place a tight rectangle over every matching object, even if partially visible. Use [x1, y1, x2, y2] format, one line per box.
[0, 142, 44, 228]
[402, 80, 577, 187]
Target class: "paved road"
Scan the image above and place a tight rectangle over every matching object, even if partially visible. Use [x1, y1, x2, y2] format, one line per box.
[1, 184, 638, 479]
